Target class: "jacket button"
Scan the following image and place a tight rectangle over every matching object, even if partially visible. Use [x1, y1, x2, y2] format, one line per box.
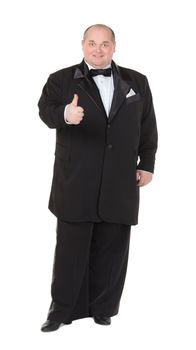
[107, 144, 113, 149]
[107, 124, 111, 128]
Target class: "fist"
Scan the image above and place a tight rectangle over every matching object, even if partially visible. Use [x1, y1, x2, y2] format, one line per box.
[136, 170, 153, 187]
[65, 94, 84, 125]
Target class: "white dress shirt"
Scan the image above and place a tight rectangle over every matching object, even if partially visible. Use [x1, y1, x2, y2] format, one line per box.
[86, 62, 114, 117]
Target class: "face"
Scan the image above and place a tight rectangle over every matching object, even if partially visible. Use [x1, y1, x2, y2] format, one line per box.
[82, 27, 116, 68]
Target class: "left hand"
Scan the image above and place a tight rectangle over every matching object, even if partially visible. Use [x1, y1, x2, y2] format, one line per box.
[136, 170, 153, 187]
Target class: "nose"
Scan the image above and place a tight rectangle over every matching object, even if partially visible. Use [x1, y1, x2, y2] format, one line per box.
[95, 45, 102, 52]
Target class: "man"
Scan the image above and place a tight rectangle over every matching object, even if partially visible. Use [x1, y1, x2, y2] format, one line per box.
[38, 24, 158, 332]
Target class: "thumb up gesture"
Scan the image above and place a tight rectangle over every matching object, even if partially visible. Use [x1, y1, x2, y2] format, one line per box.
[65, 94, 84, 125]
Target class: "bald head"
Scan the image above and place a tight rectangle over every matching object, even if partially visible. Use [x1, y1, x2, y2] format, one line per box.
[83, 24, 116, 43]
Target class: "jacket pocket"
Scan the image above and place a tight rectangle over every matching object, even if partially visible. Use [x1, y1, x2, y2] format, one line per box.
[126, 93, 141, 104]
[55, 142, 70, 161]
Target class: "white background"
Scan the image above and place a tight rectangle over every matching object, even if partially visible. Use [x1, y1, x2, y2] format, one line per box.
[0, 0, 196, 349]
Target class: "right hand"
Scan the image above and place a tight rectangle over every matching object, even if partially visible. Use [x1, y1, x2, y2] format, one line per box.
[65, 94, 84, 125]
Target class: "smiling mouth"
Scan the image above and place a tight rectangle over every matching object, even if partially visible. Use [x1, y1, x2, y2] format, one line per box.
[93, 55, 104, 58]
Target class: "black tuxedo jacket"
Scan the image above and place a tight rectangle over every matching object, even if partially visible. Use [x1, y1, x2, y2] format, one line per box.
[38, 60, 158, 225]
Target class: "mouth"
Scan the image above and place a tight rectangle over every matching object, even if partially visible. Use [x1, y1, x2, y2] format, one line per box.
[92, 54, 104, 58]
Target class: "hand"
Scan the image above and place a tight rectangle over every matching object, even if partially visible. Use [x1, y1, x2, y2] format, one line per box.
[65, 94, 84, 125]
[136, 170, 153, 187]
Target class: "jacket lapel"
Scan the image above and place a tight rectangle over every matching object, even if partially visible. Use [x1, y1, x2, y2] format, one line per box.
[108, 62, 132, 122]
[74, 61, 106, 115]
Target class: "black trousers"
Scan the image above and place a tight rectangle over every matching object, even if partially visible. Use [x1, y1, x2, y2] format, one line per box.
[47, 220, 131, 323]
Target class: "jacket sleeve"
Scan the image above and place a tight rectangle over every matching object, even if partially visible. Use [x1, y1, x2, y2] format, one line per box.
[38, 72, 67, 129]
[137, 77, 158, 173]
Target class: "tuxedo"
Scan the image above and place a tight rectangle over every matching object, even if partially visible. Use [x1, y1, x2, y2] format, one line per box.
[38, 60, 158, 323]
[38, 60, 158, 226]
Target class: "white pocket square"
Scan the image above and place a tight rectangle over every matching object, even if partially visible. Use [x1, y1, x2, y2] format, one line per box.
[126, 88, 136, 98]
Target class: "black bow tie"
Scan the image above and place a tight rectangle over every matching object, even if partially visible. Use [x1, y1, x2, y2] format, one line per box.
[90, 68, 112, 77]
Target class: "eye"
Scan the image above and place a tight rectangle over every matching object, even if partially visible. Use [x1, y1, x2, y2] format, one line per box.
[102, 43, 109, 48]
[89, 42, 96, 47]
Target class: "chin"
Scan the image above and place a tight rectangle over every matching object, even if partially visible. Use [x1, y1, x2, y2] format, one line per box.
[92, 62, 106, 68]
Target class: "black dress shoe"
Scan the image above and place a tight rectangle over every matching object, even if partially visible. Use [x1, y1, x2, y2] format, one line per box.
[41, 319, 72, 332]
[93, 316, 111, 325]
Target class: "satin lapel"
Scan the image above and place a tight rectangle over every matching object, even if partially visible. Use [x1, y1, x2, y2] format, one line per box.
[108, 67, 131, 122]
[74, 63, 106, 115]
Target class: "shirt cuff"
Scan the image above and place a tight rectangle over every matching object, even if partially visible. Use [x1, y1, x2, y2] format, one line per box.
[136, 169, 153, 174]
[64, 105, 73, 124]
